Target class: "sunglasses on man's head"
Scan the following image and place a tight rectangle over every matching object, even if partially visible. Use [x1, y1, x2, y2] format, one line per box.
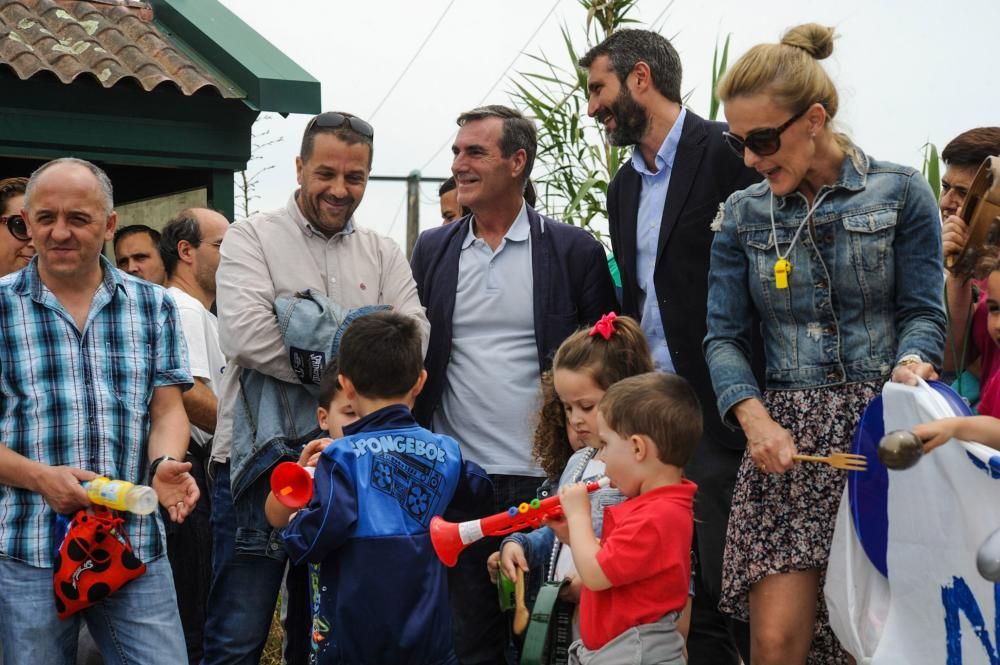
[306, 112, 374, 140]
[722, 106, 810, 159]
[1, 214, 29, 242]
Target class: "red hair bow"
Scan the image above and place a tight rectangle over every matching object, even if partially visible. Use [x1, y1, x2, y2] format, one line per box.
[589, 312, 618, 340]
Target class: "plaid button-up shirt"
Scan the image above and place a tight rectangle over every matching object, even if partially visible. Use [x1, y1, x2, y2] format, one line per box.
[0, 256, 192, 568]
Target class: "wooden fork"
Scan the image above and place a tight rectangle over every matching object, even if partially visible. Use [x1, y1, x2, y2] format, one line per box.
[792, 453, 868, 471]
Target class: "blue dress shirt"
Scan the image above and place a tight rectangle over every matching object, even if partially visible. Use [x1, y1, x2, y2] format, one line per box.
[632, 107, 686, 372]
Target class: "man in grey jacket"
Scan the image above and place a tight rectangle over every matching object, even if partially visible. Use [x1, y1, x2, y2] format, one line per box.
[202, 112, 430, 665]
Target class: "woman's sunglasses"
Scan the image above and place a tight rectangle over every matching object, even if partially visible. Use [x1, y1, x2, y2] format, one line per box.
[723, 106, 809, 158]
[1, 214, 29, 242]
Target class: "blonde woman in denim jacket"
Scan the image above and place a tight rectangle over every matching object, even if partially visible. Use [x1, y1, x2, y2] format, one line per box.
[703, 23, 946, 665]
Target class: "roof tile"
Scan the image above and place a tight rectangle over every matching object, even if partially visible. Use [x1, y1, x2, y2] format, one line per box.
[0, 0, 239, 97]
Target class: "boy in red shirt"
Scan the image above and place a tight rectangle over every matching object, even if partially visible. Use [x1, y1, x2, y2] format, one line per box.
[550, 372, 699, 664]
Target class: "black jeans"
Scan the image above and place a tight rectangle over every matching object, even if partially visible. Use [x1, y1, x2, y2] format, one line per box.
[163, 447, 213, 665]
[687, 531, 750, 665]
[685, 445, 751, 665]
[448, 473, 544, 665]
[281, 560, 313, 665]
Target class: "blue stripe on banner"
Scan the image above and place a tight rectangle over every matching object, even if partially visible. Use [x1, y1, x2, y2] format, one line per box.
[849, 380, 977, 578]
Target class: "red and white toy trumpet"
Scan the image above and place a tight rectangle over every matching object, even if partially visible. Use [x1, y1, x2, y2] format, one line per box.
[430, 476, 611, 567]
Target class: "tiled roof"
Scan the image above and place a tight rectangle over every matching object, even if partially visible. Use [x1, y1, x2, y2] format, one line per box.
[0, 0, 240, 97]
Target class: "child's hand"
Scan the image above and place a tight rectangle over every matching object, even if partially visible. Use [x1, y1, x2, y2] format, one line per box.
[913, 419, 959, 453]
[298, 438, 333, 467]
[942, 214, 970, 260]
[487, 551, 501, 585]
[542, 513, 569, 543]
[559, 574, 583, 603]
[499, 541, 528, 583]
[558, 482, 591, 520]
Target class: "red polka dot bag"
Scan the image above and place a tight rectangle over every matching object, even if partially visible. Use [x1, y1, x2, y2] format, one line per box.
[52, 505, 146, 619]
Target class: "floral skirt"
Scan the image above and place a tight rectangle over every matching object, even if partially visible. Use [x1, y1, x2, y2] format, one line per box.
[719, 380, 881, 665]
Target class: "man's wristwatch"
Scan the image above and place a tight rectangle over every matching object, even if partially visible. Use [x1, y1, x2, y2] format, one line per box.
[895, 354, 923, 368]
[148, 455, 178, 480]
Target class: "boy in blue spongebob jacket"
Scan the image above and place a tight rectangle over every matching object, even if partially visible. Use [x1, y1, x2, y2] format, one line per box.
[268, 311, 490, 665]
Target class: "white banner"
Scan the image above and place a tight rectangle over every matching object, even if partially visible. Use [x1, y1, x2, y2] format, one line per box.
[826, 380, 1000, 665]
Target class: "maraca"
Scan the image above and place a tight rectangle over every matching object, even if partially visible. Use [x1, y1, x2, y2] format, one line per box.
[877, 430, 924, 470]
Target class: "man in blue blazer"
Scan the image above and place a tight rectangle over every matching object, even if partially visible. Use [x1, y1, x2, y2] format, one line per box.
[410, 105, 617, 665]
[580, 30, 762, 665]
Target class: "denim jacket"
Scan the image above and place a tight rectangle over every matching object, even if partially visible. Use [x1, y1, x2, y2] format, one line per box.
[704, 144, 946, 425]
[230, 291, 387, 559]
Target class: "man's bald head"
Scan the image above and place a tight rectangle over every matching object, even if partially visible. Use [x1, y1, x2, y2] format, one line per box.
[160, 207, 230, 299]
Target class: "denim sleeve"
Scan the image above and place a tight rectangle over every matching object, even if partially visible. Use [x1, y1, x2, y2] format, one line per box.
[704, 198, 763, 427]
[892, 173, 947, 368]
[502, 527, 556, 576]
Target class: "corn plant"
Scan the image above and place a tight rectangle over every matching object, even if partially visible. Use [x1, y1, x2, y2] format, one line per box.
[509, 0, 641, 241]
[709, 33, 730, 121]
[922, 142, 941, 201]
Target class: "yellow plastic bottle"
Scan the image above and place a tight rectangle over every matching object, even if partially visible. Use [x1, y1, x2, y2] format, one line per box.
[84, 477, 158, 515]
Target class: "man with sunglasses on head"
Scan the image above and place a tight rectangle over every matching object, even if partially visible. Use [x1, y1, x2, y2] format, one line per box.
[202, 111, 429, 665]
[0, 177, 34, 277]
[579, 30, 760, 665]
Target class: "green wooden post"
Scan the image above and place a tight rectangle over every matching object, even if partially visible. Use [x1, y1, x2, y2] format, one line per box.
[208, 170, 235, 223]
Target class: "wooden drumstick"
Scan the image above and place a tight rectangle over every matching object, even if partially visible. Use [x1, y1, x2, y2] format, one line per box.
[512, 568, 529, 635]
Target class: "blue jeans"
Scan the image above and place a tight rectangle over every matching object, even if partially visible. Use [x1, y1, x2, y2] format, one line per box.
[0, 555, 185, 665]
[202, 461, 288, 665]
[449, 474, 544, 665]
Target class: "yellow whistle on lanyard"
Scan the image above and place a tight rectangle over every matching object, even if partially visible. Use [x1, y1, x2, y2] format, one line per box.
[774, 259, 791, 289]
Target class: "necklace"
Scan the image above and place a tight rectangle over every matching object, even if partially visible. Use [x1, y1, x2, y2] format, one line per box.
[546, 447, 598, 582]
[768, 191, 827, 289]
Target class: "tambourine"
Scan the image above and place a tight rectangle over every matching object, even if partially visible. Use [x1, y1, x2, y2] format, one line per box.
[946, 155, 1000, 280]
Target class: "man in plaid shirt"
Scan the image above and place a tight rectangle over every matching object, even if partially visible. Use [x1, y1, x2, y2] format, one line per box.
[0, 158, 199, 665]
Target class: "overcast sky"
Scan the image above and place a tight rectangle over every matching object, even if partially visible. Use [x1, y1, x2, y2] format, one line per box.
[216, 0, 1000, 249]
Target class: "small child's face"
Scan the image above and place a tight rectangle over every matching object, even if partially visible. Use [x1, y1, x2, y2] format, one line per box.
[596, 411, 640, 497]
[565, 423, 585, 452]
[553, 369, 605, 447]
[988, 272, 1000, 348]
[317, 391, 359, 439]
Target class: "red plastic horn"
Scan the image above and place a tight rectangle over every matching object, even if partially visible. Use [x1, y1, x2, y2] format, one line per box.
[270, 462, 315, 509]
[430, 476, 610, 567]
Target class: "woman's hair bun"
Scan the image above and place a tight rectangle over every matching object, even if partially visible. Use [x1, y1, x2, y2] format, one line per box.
[780, 23, 835, 60]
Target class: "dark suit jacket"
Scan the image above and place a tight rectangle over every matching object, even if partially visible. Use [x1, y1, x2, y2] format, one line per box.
[607, 110, 761, 454]
[411, 205, 618, 429]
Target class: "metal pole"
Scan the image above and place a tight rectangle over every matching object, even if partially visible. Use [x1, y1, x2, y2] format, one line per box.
[406, 169, 420, 259]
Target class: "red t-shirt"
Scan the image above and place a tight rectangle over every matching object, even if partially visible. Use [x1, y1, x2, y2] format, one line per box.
[579, 479, 696, 650]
